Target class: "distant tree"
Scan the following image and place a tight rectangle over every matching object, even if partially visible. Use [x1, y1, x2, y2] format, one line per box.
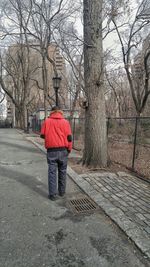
[108, 0, 150, 116]
[0, 89, 5, 104]
[0, 0, 71, 120]
[105, 67, 134, 117]
[0, 89, 5, 118]
[50, 1, 84, 116]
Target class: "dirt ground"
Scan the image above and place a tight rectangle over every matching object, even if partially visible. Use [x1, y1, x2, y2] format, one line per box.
[33, 135, 150, 182]
[72, 139, 150, 181]
[68, 156, 129, 175]
[108, 141, 150, 180]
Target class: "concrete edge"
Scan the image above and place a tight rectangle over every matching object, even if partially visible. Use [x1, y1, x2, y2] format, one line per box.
[25, 135, 150, 260]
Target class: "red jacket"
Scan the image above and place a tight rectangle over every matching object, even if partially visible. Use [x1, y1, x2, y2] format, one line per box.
[40, 111, 72, 152]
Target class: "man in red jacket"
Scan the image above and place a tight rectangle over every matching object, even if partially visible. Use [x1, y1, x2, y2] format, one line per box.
[40, 106, 72, 201]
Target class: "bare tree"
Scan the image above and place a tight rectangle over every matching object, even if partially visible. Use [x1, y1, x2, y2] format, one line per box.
[105, 67, 134, 117]
[0, 0, 35, 128]
[0, 0, 69, 120]
[57, 22, 85, 115]
[109, 0, 150, 116]
[0, 88, 5, 104]
[23, 0, 81, 115]
[0, 88, 6, 119]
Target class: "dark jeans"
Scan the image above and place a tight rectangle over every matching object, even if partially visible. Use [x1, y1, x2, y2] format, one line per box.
[47, 149, 68, 196]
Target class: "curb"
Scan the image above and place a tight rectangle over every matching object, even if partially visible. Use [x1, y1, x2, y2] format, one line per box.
[26, 136, 150, 260]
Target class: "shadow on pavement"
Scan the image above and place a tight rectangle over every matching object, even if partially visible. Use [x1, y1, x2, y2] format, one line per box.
[0, 141, 42, 154]
[1, 165, 48, 199]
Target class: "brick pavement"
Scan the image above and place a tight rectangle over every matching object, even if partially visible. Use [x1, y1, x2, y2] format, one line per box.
[67, 167, 150, 259]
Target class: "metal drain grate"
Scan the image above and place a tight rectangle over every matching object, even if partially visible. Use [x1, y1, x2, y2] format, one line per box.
[68, 197, 98, 214]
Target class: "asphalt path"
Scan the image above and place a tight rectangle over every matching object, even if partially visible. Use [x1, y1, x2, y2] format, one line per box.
[0, 129, 149, 267]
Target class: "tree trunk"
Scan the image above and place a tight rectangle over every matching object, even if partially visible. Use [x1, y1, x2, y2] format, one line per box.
[42, 54, 48, 118]
[23, 103, 28, 132]
[83, 0, 107, 167]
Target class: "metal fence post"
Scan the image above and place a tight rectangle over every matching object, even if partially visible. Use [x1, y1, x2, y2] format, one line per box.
[72, 118, 76, 147]
[132, 117, 138, 170]
[107, 117, 110, 136]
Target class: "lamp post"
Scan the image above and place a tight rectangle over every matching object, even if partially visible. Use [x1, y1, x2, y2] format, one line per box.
[52, 74, 61, 106]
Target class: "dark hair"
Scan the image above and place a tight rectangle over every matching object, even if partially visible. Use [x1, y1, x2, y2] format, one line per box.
[51, 106, 60, 111]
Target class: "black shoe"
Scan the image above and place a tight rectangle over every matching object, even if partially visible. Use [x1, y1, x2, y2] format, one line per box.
[48, 195, 57, 201]
[59, 192, 65, 197]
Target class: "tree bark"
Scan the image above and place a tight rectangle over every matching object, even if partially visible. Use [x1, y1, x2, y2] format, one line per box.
[83, 0, 107, 167]
[42, 54, 48, 118]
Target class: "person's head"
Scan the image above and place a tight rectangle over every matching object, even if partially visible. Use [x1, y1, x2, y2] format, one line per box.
[51, 106, 60, 112]
[51, 106, 63, 115]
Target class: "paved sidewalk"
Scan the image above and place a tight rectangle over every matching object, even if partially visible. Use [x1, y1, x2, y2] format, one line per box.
[26, 134, 150, 260]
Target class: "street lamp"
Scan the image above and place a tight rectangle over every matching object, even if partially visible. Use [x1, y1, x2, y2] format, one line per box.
[52, 74, 61, 106]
